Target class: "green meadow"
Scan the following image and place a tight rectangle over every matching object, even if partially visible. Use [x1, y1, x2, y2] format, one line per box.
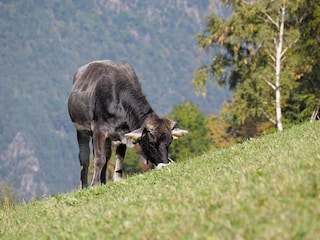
[1, 121, 319, 239]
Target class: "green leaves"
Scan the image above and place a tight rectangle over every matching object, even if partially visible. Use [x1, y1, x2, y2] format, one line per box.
[168, 101, 210, 161]
[194, 0, 320, 135]
[192, 66, 209, 97]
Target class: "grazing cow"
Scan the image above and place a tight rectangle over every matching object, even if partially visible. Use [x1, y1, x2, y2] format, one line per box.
[68, 60, 187, 187]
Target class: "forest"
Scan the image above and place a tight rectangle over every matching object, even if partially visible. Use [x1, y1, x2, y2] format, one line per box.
[0, 0, 319, 202]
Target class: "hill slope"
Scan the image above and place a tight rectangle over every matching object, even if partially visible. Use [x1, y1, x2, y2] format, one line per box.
[1, 121, 319, 239]
[0, 0, 231, 199]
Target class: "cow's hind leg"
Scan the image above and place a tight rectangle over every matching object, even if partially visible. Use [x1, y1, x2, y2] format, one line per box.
[91, 129, 107, 186]
[101, 138, 112, 184]
[113, 144, 126, 181]
[77, 131, 90, 188]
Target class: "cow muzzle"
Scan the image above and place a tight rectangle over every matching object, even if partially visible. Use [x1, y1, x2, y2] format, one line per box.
[155, 158, 173, 169]
[155, 163, 170, 169]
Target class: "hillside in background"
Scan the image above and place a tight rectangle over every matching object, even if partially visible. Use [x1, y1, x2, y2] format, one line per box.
[0, 0, 231, 200]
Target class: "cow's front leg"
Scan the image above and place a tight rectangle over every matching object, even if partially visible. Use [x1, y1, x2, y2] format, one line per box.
[77, 131, 90, 188]
[91, 130, 107, 186]
[113, 144, 126, 181]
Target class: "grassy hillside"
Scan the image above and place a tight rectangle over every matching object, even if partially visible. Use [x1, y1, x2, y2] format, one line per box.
[1, 121, 319, 239]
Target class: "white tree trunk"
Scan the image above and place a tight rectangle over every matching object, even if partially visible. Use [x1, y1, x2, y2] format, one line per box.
[274, 4, 285, 131]
[310, 105, 320, 122]
[262, 1, 288, 131]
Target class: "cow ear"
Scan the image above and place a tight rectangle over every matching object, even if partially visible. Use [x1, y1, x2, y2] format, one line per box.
[171, 128, 188, 139]
[170, 120, 177, 130]
[124, 128, 144, 142]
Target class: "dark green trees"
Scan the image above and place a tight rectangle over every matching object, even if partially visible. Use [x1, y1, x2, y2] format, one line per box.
[168, 101, 210, 161]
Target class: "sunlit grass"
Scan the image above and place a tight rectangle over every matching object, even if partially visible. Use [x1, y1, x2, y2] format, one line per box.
[0, 121, 319, 239]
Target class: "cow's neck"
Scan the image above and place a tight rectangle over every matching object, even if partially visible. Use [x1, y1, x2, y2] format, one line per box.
[130, 110, 157, 130]
[123, 92, 158, 130]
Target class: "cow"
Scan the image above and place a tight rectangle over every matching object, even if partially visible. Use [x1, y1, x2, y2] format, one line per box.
[68, 60, 188, 188]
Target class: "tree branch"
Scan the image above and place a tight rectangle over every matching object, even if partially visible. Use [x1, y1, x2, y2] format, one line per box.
[274, 37, 278, 46]
[267, 62, 276, 71]
[265, 80, 276, 90]
[280, 56, 287, 63]
[260, 108, 277, 125]
[262, 11, 279, 29]
[281, 37, 299, 58]
[268, 53, 275, 62]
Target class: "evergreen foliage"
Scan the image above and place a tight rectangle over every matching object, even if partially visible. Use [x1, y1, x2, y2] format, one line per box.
[287, 0, 320, 122]
[168, 101, 210, 161]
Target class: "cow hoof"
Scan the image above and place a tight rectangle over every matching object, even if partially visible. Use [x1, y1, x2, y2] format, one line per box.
[113, 177, 123, 182]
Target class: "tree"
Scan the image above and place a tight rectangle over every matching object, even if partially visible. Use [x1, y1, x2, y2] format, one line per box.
[266, 1, 287, 130]
[0, 183, 21, 208]
[193, 0, 310, 133]
[206, 114, 238, 150]
[287, 0, 320, 123]
[167, 101, 210, 161]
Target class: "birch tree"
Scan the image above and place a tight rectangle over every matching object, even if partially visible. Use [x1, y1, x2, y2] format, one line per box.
[193, 0, 302, 133]
[262, 0, 299, 131]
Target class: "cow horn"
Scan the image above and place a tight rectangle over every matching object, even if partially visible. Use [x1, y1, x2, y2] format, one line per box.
[171, 128, 188, 139]
[124, 128, 143, 142]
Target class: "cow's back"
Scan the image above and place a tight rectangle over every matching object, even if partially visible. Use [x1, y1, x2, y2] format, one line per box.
[68, 60, 145, 132]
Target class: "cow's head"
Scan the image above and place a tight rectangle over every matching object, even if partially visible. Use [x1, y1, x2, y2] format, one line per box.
[125, 117, 188, 167]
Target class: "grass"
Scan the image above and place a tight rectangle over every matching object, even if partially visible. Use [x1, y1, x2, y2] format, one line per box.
[1, 121, 319, 239]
